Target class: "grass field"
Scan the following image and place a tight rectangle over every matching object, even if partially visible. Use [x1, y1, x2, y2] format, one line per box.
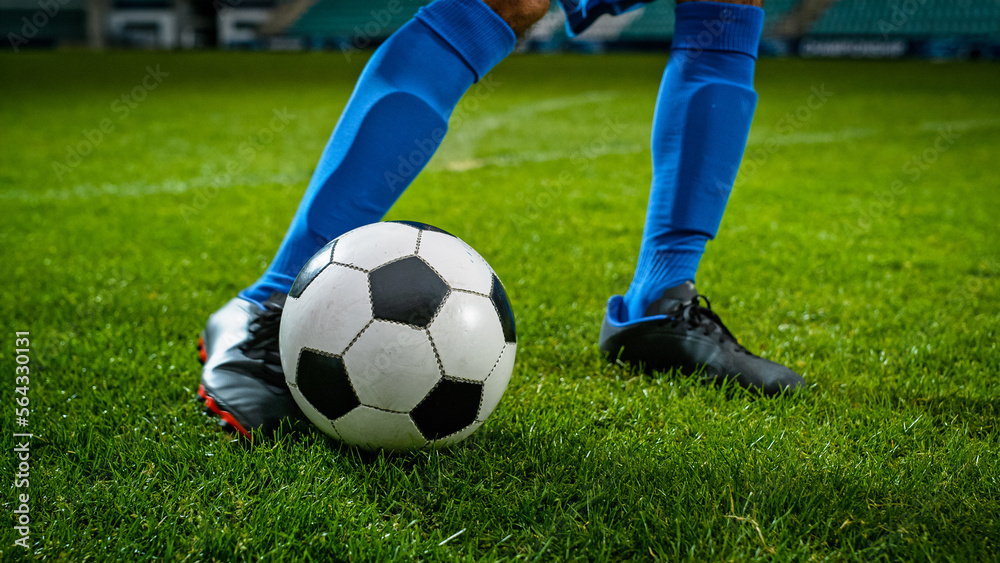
[1, 51, 999, 561]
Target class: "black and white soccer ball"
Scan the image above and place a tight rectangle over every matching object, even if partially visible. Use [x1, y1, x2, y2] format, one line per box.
[279, 221, 517, 451]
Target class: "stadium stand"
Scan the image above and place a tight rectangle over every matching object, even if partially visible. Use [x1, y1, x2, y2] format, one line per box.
[514, 0, 800, 51]
[218, 0, 281, 48]
[810, 0, 1000, 38]
[622, 0, 799, 39]
[108, 0, 179, 48]
[283, 0, 802, 50]
[2, 0, 87, 50]
[280, 0, 1000, 59]
[801, 0, 1000, 58]
[286, 0, 427, 47]
[5, 0, 1000, 57]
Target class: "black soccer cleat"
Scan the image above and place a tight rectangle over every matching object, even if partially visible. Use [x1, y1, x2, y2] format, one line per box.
[599, 282, 805, 396]
[196, 293, 305, 439]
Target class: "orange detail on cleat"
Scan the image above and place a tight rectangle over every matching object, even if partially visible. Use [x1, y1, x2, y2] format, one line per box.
[198, 384, 252, 440]
[197, 336, 207, 364]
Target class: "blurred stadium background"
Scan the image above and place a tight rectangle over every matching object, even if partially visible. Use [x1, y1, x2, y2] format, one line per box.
[4, 0, 1000, 59]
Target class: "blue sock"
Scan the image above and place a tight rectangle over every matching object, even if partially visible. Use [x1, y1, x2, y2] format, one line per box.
[622, 1, 764, 321]
[241, 0, 515, 305]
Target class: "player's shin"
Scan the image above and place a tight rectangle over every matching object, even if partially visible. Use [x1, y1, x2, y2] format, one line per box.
[241, 0, 516, 305]
[623, 1, 764, 321]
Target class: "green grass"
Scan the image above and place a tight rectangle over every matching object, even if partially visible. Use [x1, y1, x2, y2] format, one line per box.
[1, 51, 999, 561]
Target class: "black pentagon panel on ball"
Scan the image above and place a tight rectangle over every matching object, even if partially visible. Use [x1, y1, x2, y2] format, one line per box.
[490, 275, 516, 343]
[289, 240, 336, 298]
[411, 378, 483, 440]
[389, 220, 455, 237]
[296, 348, 360, 420]
[369, 256, 449, 328]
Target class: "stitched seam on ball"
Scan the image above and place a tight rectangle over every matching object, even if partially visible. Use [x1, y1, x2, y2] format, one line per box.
[488, 275, 504, 325]
[440, 374, 481, 385]
[369, 317, 437, 332]
[405, 255, 451, 328]
[299, 346, 338, 358]
[423, 287, 450, 328]
[487, 275, 515, 343]
[369, 256, 447, 329]
[425, 328, 447, 375]
[362, 403, 415, 415]
[365, 271, 374, 320]
[292, 262, 330, 299]
[418, 375, 466, 442]
[450, 287, 491, 299]
[482, 344, 507, 384]
[342, 318, 374, 356]
[474, 345, 509, 422]
[414, 255, 454, 300]
[438, 375, 486, 436]
[414, 228, 423, 254]
[297, 346, 362, 415]
[330, 261, 369, 274]
[367, 253, 420, 273]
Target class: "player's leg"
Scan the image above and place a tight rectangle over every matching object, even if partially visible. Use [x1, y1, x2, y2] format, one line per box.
[599, 0, 805, 395]
[198, 0, 551, 439]
[626, 0, 763, 319]
[243, 0, 547, 306]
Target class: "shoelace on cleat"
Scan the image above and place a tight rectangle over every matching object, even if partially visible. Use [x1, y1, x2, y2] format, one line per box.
[668, 295, 750, 355]
[239, 297, 286, 386]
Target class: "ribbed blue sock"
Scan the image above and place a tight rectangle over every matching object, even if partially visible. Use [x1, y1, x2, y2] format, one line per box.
[622, 1, 763, 321]
[241, 0, 515, 305]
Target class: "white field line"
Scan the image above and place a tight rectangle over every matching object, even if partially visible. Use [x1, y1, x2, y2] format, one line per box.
[441, 144, 644, 172]
[919, 118, 1000, 132]
[439, 90, 621, 164]
[6, 118, 996, 202]
[750, 127, 876, 146]
[0, 172, 307, 202]
[442, 126, 877, 172]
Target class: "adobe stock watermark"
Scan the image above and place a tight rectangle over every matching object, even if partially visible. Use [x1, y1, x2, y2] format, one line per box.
[51, 65, 170, 181]
[382, 75, 501, 193]
[449, 75, 501, 131]
[510, 116, 625, 231]
[732, 84, 834, 190]
[12, 331, 33, 550]
[878, 0, 931, 39]
[840, 127, 960, 238]
[179, 107, 296, 220]
[353, 319, 433, 394]
[669, 7, 740, 71]
[961, 255, 999, 304]
[340, 0, 419, 63]
[7, 0, 73, 53]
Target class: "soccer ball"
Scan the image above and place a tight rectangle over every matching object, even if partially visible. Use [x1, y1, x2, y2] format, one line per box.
[279, 221, 517, 451]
